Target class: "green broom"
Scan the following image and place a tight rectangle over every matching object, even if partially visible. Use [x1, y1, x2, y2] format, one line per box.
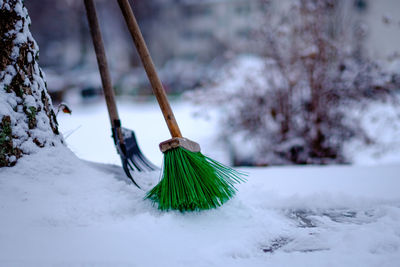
[117, 0, 245, 211]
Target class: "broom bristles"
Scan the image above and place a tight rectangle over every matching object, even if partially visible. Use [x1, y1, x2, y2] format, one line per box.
[146, 147, 246, 211]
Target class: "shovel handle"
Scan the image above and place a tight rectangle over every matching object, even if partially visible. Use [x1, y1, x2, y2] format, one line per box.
[117, 0, 182, 138]
[84, 0, 124, 144]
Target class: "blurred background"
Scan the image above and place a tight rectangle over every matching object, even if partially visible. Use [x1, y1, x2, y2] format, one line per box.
[25, 0, 400, 167]
[26, 0, 268, 99]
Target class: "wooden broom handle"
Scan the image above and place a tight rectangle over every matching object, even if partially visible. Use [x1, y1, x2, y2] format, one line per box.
[117, 0, 182, 138]
[84, 0, 124, 144]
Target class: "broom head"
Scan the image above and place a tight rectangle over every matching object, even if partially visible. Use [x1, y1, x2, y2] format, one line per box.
[146, 137, 245, 211]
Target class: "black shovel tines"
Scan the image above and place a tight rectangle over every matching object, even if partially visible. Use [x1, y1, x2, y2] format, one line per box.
[84, 0, 157, 188]
[113, 126, 157, 181]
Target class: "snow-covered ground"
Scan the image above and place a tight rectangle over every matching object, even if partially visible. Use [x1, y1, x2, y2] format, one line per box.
[1, 99, 400, 266]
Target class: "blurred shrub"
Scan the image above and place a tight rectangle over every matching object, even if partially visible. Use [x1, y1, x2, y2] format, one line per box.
[191, 0, 399, 166]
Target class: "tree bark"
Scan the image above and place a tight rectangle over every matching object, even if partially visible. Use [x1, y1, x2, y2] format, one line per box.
[0, 0, 62, 167]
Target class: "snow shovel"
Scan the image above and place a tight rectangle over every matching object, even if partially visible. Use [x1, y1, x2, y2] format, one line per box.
[84, 0, 157, 188]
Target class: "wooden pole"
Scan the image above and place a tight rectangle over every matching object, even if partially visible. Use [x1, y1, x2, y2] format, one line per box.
[84, 0, 124, 144]
[117, 0, 183, 138]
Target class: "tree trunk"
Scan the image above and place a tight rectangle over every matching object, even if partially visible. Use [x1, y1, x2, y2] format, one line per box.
[0, 0, 63, 167]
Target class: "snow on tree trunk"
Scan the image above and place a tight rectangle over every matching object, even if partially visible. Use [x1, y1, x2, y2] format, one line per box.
[0, 0, 63, 167]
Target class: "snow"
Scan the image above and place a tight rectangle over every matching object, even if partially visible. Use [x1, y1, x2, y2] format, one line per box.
[23, 94, 36, 107]
[1, 100, 400, 266]
[0, 145, 399, 266]
[27, 52, 32, 63]
[57, 100, 227, 167]
[345, 100, 400, 165]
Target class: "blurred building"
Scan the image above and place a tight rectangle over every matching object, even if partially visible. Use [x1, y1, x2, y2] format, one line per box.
[26, 0, 267, 69]
[24, 0, 399, 99]
[144, 0, 266, 64]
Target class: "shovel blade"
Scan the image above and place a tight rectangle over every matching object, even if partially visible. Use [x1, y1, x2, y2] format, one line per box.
[116, 128, 158, 188]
